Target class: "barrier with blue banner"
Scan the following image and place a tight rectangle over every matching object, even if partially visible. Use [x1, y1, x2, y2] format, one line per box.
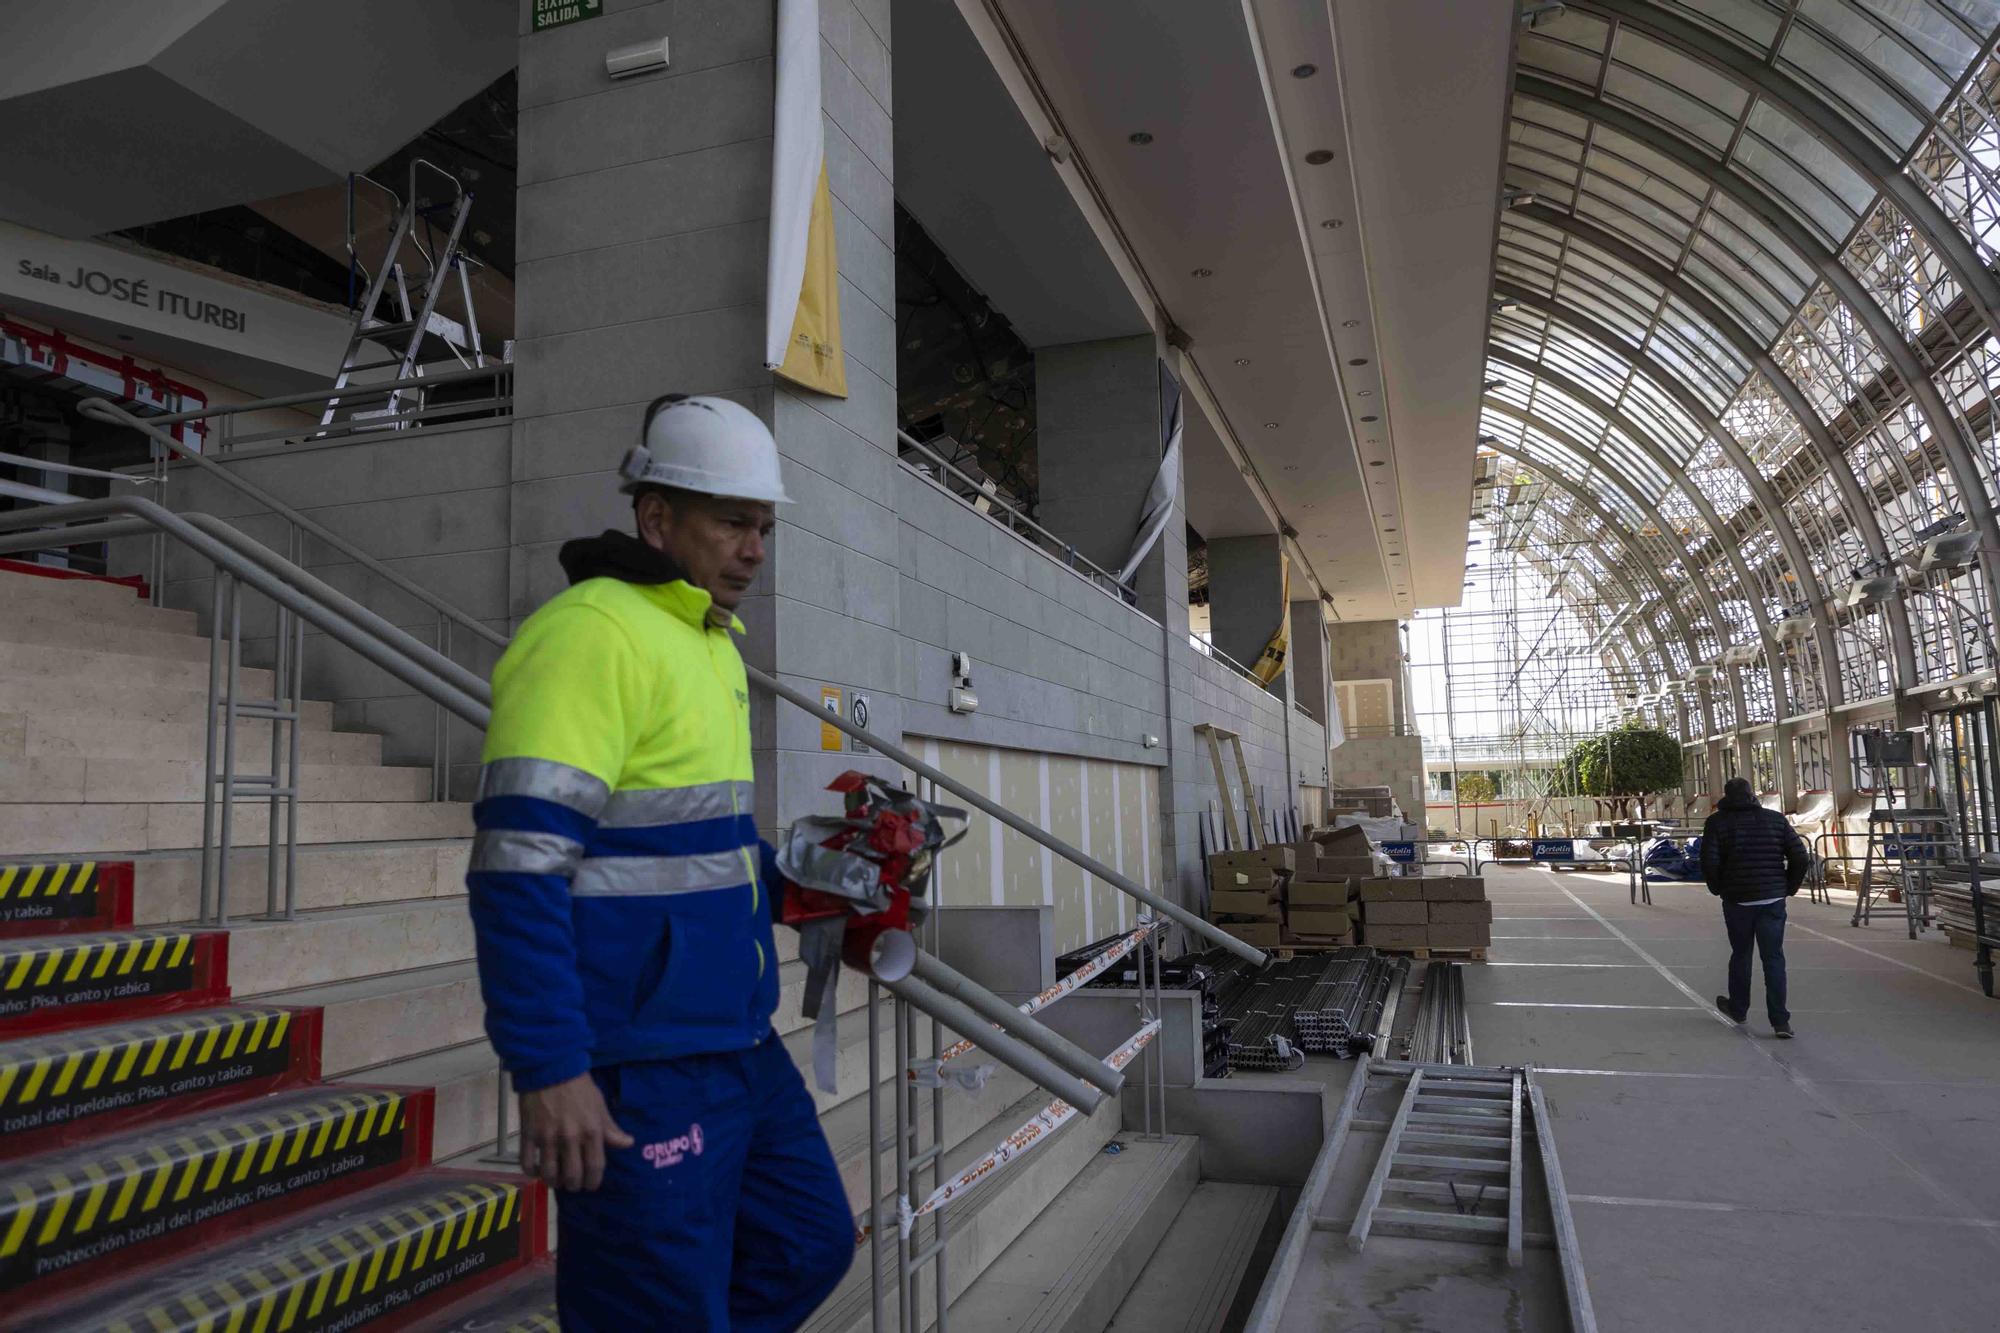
[1380, 840, 1416, 864]
[1531, 838, 1575, 863]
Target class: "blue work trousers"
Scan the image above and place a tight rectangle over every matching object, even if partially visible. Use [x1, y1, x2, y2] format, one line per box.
[1722, 899, 1789, 1028]
[556, 1037, 854, 1331]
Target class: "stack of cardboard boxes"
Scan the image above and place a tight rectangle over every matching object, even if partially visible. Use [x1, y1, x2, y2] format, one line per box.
[1356, 875, 1492, 954]
[1206, 845, 1290, 949]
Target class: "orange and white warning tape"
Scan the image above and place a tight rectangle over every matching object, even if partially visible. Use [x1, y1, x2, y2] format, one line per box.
[935, 920, 1157, 1067]
[900, 1017, 1161, 1236]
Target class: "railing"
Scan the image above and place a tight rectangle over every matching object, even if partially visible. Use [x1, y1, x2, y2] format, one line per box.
[895, 430, 1142, 611]
[1189, 632, 1266, 687]
[133, 363, 512, 453]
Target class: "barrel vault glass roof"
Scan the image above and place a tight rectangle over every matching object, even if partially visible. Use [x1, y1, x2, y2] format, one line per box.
[1487, 0, 2000, 742]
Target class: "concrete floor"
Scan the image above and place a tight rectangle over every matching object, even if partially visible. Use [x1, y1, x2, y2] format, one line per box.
[1465, 863, 2000, 1331]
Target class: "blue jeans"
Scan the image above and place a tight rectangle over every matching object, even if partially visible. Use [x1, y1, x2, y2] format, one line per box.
[556, 1038, 855, 1331]
[1722, 899, 1789, 1027]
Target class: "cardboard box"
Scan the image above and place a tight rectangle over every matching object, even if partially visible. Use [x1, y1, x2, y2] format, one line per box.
[1420, 876, 1487, 902]
[1428, 900, 1493, 925]
[1220, 921, 1282, 948]
[1210, 847, 1295, 875]
[1214, 868, 1286, 895]
[1363, 922, 1429, 950]
[1311, 855, 1376, 879]
[1286, 928, 1356, 947]
[1210, 889, 1281, 919]
[1289, 879, 1353, 908]
[1361, 900, 1428, 926]
[1311, 824, 1372, 856]
[1288, 908, 1354, 936]
[1358, 876, 1425, 903]
[1428, 922, 1491, 950]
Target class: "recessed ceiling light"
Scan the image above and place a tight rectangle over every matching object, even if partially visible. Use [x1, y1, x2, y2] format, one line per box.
[1357, 389, 1374, 398]
[1129, 131, 1154, 145]
[1347, 358, 1369, 366]
[1284, 464, 1299, 471]
[1385, 527, 1398, 533]
[1342, 319, 1361, 328]
[1235, 357, 1251, 366]
[1192, 267, 1213, 277]
[1360, 415, 1379, 422]
[1293, 63, 1318, 78]
[1305, 149, 1335, 165]
[1322, 218, 1344, 230]
[1368, 460, 1385, 467]
[1264, 422, 1280, 430]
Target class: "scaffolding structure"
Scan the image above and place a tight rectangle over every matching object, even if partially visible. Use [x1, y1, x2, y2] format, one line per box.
[1410, 496, 1652, 836]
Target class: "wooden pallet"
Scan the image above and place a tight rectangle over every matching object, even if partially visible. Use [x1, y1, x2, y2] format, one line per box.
[1372, 945, 1489, 962]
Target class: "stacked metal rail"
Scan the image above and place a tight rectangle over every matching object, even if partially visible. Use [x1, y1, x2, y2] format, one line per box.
[1406, 961, 1473, 1065]
[1293, 952, 1409, 1058]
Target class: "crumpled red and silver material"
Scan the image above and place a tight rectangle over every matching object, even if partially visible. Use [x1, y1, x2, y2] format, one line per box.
[777, 771, 966, 1091]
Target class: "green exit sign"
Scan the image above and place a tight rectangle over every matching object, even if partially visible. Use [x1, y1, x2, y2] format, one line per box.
[532, 0, 603, 32]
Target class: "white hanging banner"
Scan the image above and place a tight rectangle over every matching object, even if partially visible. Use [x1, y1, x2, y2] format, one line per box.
[764, 0, 846, 395]
[1115, 364, 1184, 585]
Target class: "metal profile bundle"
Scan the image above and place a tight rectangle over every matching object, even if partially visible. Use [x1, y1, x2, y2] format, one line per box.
[1407, 961, 1473, 1066]
[1292, 951, 1409, 1058]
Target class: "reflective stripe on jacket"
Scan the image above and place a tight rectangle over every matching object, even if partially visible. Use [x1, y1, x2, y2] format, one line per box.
[467, 574, 779, 1092]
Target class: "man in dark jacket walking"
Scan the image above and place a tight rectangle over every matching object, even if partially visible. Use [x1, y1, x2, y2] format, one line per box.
[1701, 777, 1811, 1037]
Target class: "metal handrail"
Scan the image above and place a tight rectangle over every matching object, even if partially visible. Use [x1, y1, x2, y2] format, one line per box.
[77, 399, 506, 650]
[895, 430, 1140, 608]
[129, 364, 508, 429]
[1190, 633, 1265, 686]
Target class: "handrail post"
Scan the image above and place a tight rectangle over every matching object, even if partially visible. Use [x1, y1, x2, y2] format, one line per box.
[217, 575, 242, 926]
[199, 576, 225, 925]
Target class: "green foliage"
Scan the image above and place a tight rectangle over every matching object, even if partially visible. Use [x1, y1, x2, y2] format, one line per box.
[1456, 773, 1498, 804]
[1555, 725, 1683, 796]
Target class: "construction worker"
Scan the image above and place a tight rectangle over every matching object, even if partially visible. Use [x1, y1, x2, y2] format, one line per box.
[467, 394, 854, 1330]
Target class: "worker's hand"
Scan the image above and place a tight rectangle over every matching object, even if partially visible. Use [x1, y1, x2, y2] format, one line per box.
[518, 1074, 634, 1192]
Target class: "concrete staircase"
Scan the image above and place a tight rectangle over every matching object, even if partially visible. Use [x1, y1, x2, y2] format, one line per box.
[0, 563, 1287, 1330]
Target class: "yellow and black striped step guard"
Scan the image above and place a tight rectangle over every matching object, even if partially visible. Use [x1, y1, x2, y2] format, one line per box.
[416, 1265, 556, 1333]
[0, 863, 110, 926]
[54, 1176, 527, 1333]
[1, 1088, 416, 1294]
[0, 1007, 302, 1142]
[0, 930, 205, 1021]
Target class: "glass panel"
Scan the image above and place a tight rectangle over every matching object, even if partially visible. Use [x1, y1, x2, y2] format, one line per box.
[1804, 0, 1965, 102]
[1734, 123, 1864, 245]
[1670, 0, 1788, 49]
[1602, 62, 1744, 154]
[1519, 31, 1611, 88]
[1779, 18, 1927, 150]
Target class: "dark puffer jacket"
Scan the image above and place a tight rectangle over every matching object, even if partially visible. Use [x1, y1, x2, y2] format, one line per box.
[1699, 793, 1810, 903]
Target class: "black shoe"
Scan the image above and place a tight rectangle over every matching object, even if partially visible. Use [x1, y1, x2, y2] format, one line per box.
[1773, 1023, 1794, 1039]
[1716, 996, 1746, 1023]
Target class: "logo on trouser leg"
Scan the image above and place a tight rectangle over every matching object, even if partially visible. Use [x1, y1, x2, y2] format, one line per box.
[643, 1123, 706, 1167]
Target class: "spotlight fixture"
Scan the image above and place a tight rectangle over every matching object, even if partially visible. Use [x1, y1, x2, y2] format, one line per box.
[1305, 149, 1335, 165]
[1321, 219, 1344, 229]
[1491, 297, 1520, 313]
[1501, 187, 1539, 210]
[1264, 421, 1280, 430]
[1483, 378, 1504, 391]
[1342, 319, 1361, 328]
[1292, 63, 1317, 78]
[1128, 131, 1154, 145]
[1235, 357, 1252, 366]
[1360, 415, 1379, 422]
[1192, 267, 1213, 277]
[1348, 358, 1369, 367]
[1368, 460, 1386, 467]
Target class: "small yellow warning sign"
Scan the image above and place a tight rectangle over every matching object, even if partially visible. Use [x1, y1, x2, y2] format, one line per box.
[820, 686, 843, 751]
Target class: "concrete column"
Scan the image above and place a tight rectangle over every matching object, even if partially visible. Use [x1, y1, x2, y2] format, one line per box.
[1327, 618, 1424, 817]
[1205, 534, 1285, 679]
[511, 0, 900, 831]
[1035, 334, 1172, 618]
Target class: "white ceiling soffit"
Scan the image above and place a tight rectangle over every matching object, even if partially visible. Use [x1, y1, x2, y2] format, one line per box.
[0, 0, 516, 236]
[892, 0, 1148, 348]
[972, 0, 1510, 623]
[1325, 0, 1513, 610]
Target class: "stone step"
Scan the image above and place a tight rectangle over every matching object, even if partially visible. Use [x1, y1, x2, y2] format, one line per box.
[0, 572, 195, 633]
[363, 1040, 507, 1164]
[0, 639, 276, 698]
[226, 899, 474, 997]
[945, 1134, 1201, 1333]
[0, 1084, 432, 1309]
[1104, 1182, 1280, 1333]
[0, 675, 335, 731]
[0, 1005, 322, 1160]
[0, 710, 380, 767]
[34, 1171, 546, 1332]
[801, 1084, 1127, 1333]
[0, 757, 431, 805]
[0, 798, 473, 857]
[0, 609, 209, 662]
[278, 959, 486, 1079]
[128, 840, 469, 926]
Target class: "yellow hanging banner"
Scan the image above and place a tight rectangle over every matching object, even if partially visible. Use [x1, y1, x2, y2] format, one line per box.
[774, 164, 849, 398]
[1252, 555, 1291, 687]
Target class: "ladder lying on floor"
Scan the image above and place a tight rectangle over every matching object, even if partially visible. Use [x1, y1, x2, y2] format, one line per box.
[1247, 1058, 1596, 1333]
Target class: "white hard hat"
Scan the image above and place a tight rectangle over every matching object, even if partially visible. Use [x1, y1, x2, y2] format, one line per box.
[618, 394, 792, 504]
